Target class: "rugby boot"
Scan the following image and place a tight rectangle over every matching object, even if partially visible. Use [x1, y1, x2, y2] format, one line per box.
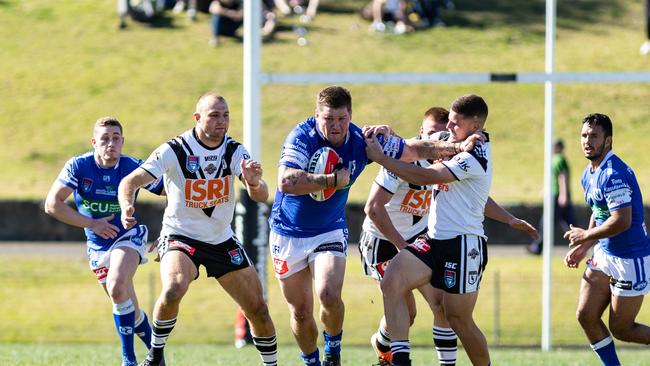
[122, 356, 137, 366]
[138, 349, 165, 366]
[322, 353, 341, 366]
[370, 333, 392, 364]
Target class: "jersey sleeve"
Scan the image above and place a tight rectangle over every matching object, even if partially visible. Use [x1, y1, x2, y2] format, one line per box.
[374, 167, 401, 194]
[441, 144, 488, 181]
[56, 157, 79, 190]
[278, 127, 311, 170]
[377, 134, 405, 160]
[140, 144, 173, 180]
[603, 171, 634, 211]
[231, 144, 252, 178]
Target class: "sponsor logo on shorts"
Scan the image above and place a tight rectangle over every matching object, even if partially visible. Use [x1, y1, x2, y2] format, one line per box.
[169, 240, 196, 256]
[93, 267, 108, 281]
[633, 280, 648, 291]
[468, 248, 480, 260]
[82, 178, 93, 192]
[377, 260, 390, 277]
[271, 244, 280, 256]
[409, 238, 431, 253]
[186, 155, 200, 173]
[445, 262, 457, 269]
[314, 242, 344, 253]
[609, 278, 632, 290]
[273, 258, 288, 275]
[229, 248, 244, 265]
[468, 270, 478, 285]
[444, 270, 456, 288]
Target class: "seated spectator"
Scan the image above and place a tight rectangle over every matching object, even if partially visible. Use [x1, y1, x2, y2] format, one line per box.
[208, 0, 276, 47]
[366, 0, 414, 34]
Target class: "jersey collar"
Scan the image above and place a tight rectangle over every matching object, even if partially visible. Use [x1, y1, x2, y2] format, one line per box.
[589, 150, 614, 174]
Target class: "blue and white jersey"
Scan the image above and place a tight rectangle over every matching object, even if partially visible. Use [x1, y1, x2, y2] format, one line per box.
[57, 152, 164, 251]
[270, 117, 404, 238]
[581, 151, 650, 258]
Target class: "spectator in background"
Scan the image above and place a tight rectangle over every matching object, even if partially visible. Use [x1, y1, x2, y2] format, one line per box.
[411, 0, 447, 28]
[172, 0, 198, 21]
[208, 0, 276, 47]
[641, 0, 650, 55]
[366, 0, 414, 34]
[275, 0, 320, 23]
[527, 139, 575, 255]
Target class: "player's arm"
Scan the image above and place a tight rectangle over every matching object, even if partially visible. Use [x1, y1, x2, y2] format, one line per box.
[399, 138, 463, 162]
[484, 196, 539, 240]
[240, 159, 269, 203]
[364, 182, 410, 250]
[44, 181, 119, 239]
[565, 206, 631, 246]
[564, 212, 597, 268]
[118, 167, 156, 230]
[278, 165, 349, 195]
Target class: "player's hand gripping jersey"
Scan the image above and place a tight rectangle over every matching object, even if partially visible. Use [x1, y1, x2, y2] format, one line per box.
[581, 151, 650, 258]
[427, 131, 492, 239]
[57, 152, 164, 250]
[270, 117, 404, 237]
[141, 129, 251, 244]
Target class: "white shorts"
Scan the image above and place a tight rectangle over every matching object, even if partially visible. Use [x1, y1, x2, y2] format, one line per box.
[269, 229, 347, 279]
[587, 245, 650, 297]
[87, 225, 149, 284]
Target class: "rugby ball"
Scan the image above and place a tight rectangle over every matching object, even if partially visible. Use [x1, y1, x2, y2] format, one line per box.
[307, 147, 340, 201]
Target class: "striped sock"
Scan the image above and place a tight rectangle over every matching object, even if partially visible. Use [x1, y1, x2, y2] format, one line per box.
[112, 299, 136, 364]
[374, 326, 391, 353]
[590, 336, 621, 366]
[433, 326, 457, 365]
[150, 317, 177, 362]
[134, 310, 152, 349]
[252, 335, 278, 366]
[390, 340, 411, 365]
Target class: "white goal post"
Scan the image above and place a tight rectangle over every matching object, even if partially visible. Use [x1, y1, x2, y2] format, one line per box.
[243, 0, 650, 351]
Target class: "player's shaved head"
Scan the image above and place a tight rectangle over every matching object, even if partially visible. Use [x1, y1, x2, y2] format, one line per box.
[196, 92, 227, 113]
[451, 94, 488, 126]
[94, 116, 123, 135]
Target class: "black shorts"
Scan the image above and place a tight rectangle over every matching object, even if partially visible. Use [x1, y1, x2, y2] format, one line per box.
[405, 234, 488, 294]
[359, 228, 427, 280]
[159, 234, 251, 279]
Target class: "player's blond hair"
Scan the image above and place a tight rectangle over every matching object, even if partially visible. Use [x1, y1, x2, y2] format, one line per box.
[94, 116, 123, 134]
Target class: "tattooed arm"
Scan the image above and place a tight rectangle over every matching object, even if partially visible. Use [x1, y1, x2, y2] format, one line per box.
[277, 165, 350, 195]
[399, 138, 462, 162]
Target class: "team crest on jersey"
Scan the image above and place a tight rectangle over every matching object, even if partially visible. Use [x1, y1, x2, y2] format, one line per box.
[468, 248, 479, 260]
[444, 270, 456, 288]
[229, 248, 244, 265]
[204, 163, 217, 175]
[82, 178, 93, 192]
[186, 155, 200, 173]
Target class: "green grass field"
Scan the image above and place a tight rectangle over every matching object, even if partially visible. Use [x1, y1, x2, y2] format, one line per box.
[2, 244, 650, 364]
[0, 0, 649, 202]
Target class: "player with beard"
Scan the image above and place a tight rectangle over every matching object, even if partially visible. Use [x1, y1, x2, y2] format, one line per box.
[564, 113, 650, 366]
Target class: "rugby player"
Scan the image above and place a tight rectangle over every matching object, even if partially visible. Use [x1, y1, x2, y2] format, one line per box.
[365, 94, 494, 366]
[269, 86, 481, 366]
[564, 113, 650, 366]
[118, 93, 278, 366]
[361, 106, 537, 366]
[44, 116, 164, 366]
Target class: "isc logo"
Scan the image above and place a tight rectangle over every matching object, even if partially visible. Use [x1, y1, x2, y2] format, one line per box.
[184, 177, 230, 208]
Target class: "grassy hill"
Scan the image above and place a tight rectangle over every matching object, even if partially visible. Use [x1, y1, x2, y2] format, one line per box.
[1, 0, 649, 203]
